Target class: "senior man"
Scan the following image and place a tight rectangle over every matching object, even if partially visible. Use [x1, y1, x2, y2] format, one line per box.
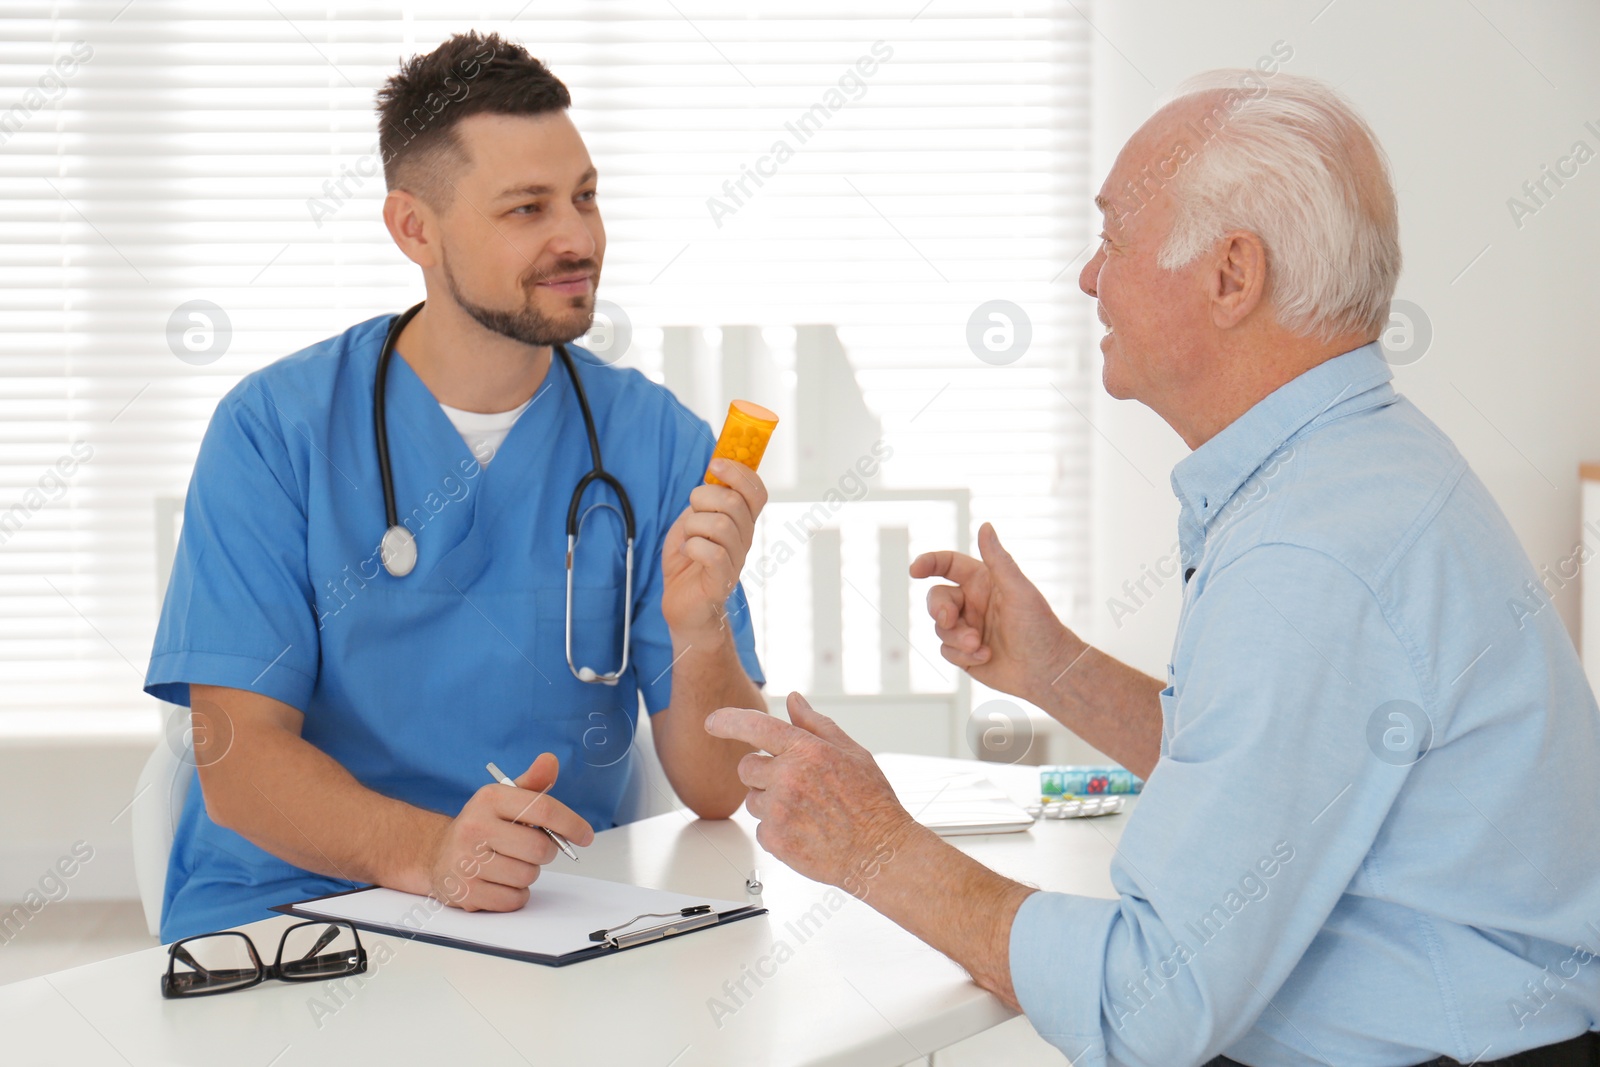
[706, 71, 1600, 1067]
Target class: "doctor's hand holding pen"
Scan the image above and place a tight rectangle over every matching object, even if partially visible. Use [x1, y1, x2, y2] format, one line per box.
[424, 752, 594, 912]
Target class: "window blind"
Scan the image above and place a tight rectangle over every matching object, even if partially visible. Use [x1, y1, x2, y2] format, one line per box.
[0, 1, 1089, 729]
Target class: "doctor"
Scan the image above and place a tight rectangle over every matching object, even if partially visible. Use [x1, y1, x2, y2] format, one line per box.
[145, 31, 767, 943]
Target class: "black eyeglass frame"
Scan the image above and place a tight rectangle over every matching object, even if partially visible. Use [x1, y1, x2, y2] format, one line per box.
[161, 920, 368, 999]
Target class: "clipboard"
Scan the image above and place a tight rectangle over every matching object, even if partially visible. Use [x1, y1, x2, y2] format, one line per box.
[271, 871, 766, 968]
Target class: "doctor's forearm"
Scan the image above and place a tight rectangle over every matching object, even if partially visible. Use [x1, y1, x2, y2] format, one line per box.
[190, 685, 449, 898]
[210, 730, 448, 894]
[654, 629, 763, 819]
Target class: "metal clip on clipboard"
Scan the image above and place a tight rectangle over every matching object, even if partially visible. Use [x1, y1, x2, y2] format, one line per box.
[589, 905, 718, 950]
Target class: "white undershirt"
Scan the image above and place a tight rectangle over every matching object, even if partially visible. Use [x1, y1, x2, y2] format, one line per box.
[438, 395, 534, 466]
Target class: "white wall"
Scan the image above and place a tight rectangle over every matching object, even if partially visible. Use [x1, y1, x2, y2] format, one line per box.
[1086, 0, 1600, 679]
[0, 737, 149, 902]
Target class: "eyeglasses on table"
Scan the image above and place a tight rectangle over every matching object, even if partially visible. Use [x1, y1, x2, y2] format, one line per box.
[161, 920, 367, 999]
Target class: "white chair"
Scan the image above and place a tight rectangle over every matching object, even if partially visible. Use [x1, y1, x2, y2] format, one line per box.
[613, 699, 685, 823]
[131, 717, 194, 939]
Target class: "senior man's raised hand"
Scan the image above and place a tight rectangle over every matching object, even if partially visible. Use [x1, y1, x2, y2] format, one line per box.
[909, 522, 1084, 706]
[913, 523, 1165, 778]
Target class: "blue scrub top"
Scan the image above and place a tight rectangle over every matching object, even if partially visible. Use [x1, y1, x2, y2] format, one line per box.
[145, 312, 764, 943]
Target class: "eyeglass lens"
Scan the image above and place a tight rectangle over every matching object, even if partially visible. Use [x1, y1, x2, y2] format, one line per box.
[278, 922, 363, 979]
[167, 923, 363, 997]
[167, 932, 261, 995]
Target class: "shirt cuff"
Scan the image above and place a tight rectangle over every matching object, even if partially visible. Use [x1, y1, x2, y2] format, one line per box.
[145, 649, 317, 711]
[1010, 890, 1122, 1067]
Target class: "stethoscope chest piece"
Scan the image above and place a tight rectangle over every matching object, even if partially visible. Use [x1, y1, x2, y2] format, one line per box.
[381, 524, 417, 578]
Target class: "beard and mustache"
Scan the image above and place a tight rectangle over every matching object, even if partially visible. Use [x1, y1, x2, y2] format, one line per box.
[442, 251, 601, 348]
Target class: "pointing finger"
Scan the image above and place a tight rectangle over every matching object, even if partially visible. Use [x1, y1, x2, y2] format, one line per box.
[705, 706, 806, 755]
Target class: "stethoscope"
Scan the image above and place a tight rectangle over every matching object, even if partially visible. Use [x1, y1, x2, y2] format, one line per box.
[372, 301, 635, 685]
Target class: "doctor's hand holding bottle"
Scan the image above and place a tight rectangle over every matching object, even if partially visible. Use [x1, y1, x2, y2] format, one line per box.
[660, 457, 768, 642]
[423, 752, 594, 911]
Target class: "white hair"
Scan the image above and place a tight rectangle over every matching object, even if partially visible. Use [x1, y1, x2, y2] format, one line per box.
[1155, 70, 1401, 342]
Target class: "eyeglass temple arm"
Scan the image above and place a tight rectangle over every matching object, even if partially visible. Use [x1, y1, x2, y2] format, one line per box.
[172, 943, 213, 978]
[297, 924, 342, 962]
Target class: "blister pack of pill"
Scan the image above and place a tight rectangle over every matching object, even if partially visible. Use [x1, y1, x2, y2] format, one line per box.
[1024, 795, 1127, 820]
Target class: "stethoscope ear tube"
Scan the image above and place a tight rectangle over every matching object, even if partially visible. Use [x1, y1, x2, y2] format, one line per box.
[557, 345, 636, 542]
[375, 302, 426, 578]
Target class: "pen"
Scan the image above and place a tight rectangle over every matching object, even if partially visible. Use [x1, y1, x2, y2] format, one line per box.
[485, 761, 579, 862]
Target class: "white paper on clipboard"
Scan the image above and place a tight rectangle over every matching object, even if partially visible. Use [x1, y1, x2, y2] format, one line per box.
[283, 872, 754, 962]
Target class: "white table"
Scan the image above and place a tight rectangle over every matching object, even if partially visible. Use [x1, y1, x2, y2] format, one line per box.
[0, 756, 1128, 1067]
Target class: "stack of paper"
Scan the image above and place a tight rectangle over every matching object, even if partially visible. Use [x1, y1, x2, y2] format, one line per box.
[877, 755, 1037, 837]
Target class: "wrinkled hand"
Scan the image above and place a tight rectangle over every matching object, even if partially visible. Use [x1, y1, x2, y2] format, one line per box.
[910, 522, 1080, 704]
[426, 753, 595, 911]
[705, 692, 915, 898]
[662, 459, 768, 641]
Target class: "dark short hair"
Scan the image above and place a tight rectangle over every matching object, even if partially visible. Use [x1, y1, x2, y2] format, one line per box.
[375, 31, 571, 206]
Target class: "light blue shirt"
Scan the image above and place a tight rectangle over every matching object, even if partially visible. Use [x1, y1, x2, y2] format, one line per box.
[1010, 344, 1600, 1066]
[145, 313, 763, 943]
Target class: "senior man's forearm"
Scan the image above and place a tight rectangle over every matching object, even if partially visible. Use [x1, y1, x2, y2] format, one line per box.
[859, 818, 1038, 1009]
[1032, 635, 1166, 781]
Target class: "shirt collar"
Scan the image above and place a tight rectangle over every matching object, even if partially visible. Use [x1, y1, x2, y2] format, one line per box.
[1170, 342, 1394, 526]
